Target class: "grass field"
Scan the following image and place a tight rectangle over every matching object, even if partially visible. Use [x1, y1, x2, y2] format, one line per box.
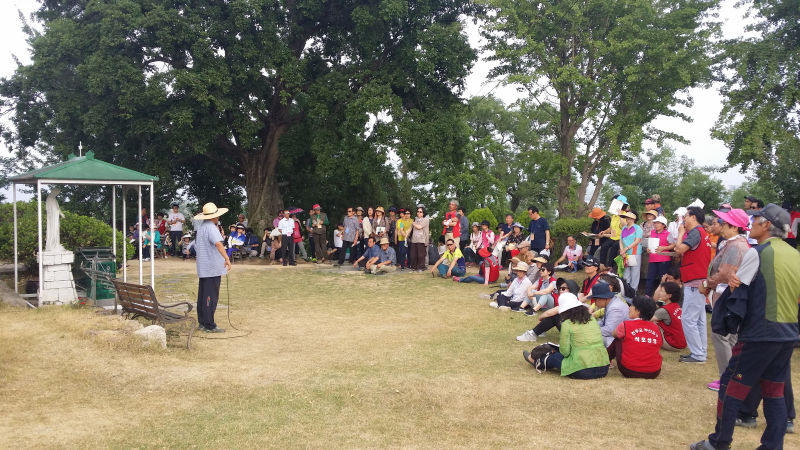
[1, 260, 799, 449]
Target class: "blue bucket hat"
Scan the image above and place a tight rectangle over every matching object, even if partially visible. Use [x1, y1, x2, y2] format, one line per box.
[588, 281, 614, 299]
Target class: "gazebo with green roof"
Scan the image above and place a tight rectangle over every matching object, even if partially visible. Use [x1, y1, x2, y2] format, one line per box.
[9, 151, 159, 305]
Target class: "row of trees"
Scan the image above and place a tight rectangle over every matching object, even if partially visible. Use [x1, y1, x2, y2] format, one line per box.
[0, 0, 797, 229]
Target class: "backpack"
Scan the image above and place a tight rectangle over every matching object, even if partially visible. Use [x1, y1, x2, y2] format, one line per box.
[530, 343, 560, 373]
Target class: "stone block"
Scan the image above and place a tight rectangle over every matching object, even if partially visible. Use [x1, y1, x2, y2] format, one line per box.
[44, 270, 55, 282]
[42, 255, 55, 266]
[133, 325, 167, 349]
[58, 288, 77, 303]
[47, 280, 73, 290]
[54, 270, 73, 281]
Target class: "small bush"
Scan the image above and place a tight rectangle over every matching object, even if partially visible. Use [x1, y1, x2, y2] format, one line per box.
[550, 217, 594, 251]
[467, 208, 498, 230]
[0, 201, 132, 271]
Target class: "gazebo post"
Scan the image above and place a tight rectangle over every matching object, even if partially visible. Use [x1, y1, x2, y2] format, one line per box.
[149, 182, 155, 287]
[138, 185, 143, 285]
[112, 186, 117, 258]
[122, 188, 127, 282]
[13, 182, 18, 293]
[36, 180, 43, 307]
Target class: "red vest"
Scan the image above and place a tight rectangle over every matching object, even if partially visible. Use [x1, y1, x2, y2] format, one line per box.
[618, 319, 663, 373]
[657, 303, 687, 349]
[480, 255, 501, 283]
[582, 273, 602, 304]
[680, 225, 711, 282]
[442, 211, 460, 238]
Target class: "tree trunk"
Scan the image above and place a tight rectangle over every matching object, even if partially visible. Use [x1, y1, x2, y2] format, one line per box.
[243, 123, 286, 232]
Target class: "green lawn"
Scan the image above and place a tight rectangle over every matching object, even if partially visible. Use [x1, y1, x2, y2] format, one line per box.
[1, 262, 798, 448]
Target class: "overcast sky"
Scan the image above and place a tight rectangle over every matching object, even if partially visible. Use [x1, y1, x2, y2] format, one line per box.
[1, 0, 753, 195]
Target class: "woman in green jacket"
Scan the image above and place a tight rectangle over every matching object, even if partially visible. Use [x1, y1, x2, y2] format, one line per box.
[524, 293, 609, 379]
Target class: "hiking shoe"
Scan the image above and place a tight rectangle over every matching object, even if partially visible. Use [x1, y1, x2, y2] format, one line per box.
[452, 276, 461, 282]
[734, 417, 757, 428]
[205, 327, 225, 333]
[787, 420, 794, 434]
[499, 282, 508, 289]
[517, 330, 538, 342]
[524, 309, 536, 316]
[489, 301, 499, 309]
[680, 355, 706, 363]
[196, 326, 207, 332]
[690, 440, 728, 450]
[707, 380, 720, 392]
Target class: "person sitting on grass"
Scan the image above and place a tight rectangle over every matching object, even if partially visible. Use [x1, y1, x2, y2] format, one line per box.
[588, 281, 628, 348]
[522, 293, 610, 379]
[577, 257, 603, 303]
[431, 238, 467, 279]
[352, 236, 379, 270]
[369, 237, 396, 274]
[519, 262, 557, 315]
[554, 235, 583, 272]
[462, 222, 482, 265]
[516, 277, 580, 342]
[489, 261, 532, 311]
[454, 247, 500, 285]
[607, 296, 663, 379]
[501, 250, 541, 288]
[180, 233, 195, 259]
[651, 281, 687, 351]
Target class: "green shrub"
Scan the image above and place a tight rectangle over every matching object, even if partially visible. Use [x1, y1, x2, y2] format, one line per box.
[550, 217, 594, 251]
[0, 201, 133, 271]
[467, 208, 498, 230]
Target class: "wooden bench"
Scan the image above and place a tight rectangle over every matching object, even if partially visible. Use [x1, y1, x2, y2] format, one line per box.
[111, 280, 195, 348]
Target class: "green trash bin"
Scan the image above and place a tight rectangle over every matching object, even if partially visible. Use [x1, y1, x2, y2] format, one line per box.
[74, 247, 117, 304]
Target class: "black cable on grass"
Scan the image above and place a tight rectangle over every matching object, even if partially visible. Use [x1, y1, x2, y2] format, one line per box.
[188, 274, 251, 340]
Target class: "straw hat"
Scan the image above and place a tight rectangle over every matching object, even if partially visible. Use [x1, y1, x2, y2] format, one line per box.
[532, 256, 548, 264]
[379, 237, 390, 245]
[512, 261, 529, 272]
[193, 202, 228, 220]
[375, 206, 385, 214]
[620, 211, 637, 220]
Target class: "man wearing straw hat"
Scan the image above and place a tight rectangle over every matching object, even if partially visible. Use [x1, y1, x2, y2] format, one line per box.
[193, 202, 232, 333]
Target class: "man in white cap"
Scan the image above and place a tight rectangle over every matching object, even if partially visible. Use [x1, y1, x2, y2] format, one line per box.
[193, 202, 232, 333]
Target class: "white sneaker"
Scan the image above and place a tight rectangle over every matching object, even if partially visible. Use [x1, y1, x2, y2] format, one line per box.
[516, 330, 538, 342]
[498, 305, 511, 311]
[489, 301, 498, 309]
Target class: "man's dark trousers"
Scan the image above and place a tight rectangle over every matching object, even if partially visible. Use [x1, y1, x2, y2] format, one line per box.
[708, 341, 794, 449]
[170, 230, 183, 255]
[197, 276, 221, 330]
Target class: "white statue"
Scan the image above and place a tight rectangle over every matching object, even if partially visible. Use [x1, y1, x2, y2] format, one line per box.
[45, 187, 65, 251]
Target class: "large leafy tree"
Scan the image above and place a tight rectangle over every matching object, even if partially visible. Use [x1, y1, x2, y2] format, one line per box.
[461, 95, 559, 214]
[481, 0, 719, 217]
[714, 0, 800, 207]
[1, 0, 475, 229]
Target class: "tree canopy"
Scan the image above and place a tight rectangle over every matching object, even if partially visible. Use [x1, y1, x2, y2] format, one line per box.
[714, 0, 800, 208]
[480, 0, 719, 217]
[1, 0, 476, 229]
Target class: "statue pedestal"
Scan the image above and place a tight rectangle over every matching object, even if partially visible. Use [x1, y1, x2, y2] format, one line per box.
[39, 250, 78, 305]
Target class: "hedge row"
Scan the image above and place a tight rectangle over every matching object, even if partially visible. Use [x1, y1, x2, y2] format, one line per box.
[0, 201, 132, 271]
